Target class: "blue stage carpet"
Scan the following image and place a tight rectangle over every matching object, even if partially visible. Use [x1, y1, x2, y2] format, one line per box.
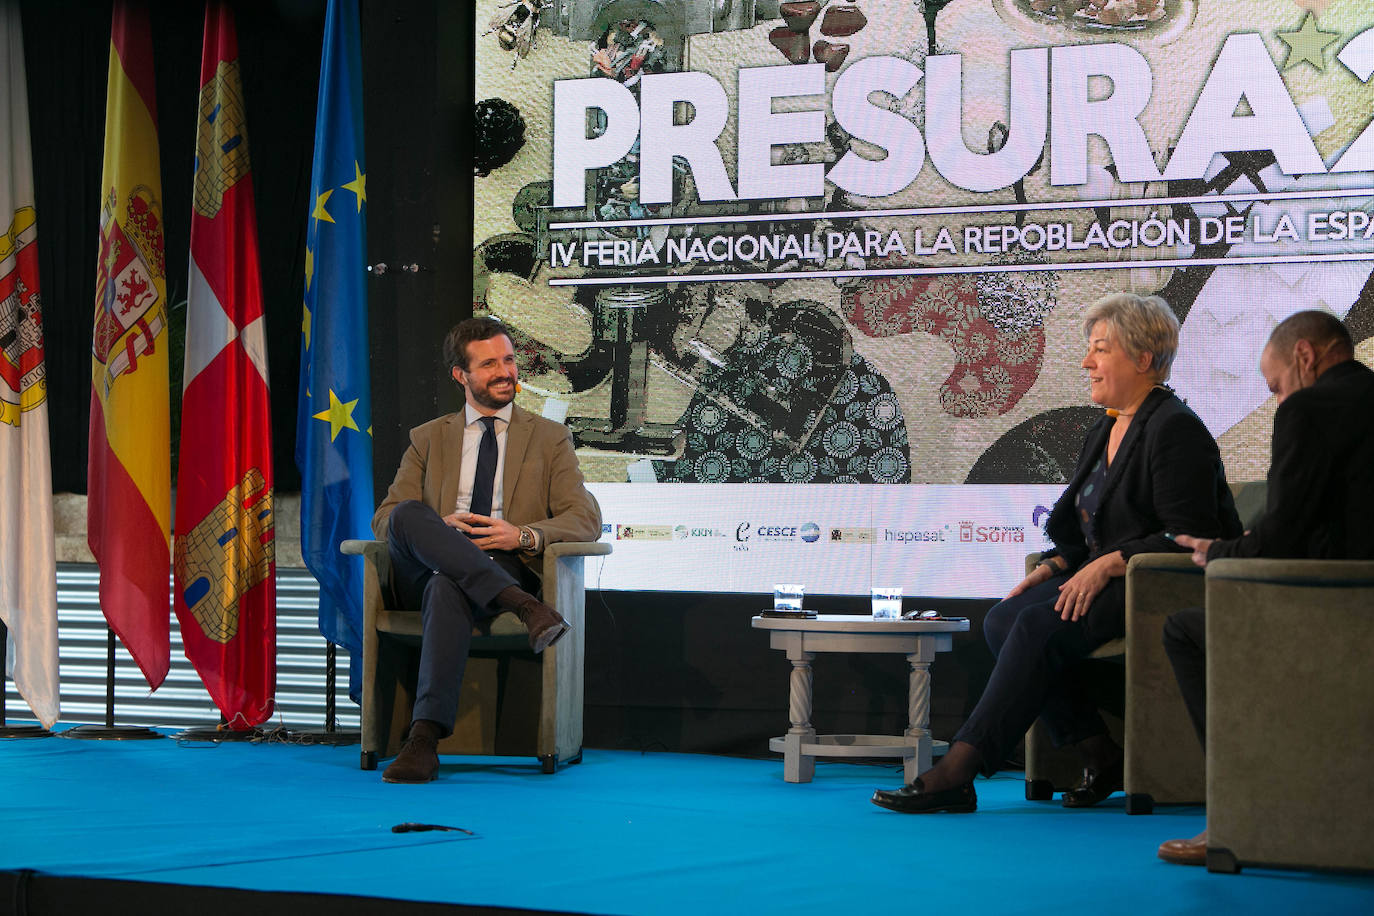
[2, 732, 1371, 914]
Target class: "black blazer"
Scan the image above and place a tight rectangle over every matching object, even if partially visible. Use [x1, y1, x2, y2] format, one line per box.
[1045, 387, 1241, 572]
[1210, 358, 1374, 561]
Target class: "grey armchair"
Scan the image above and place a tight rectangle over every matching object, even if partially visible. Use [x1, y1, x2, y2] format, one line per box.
[340, 537, 610, 774]
[1205, 557, 1374, 874]
[1022, 482, 1266, 813]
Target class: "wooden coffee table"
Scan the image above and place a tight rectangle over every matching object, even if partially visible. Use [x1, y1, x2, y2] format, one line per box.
[752, 614, 969, 783]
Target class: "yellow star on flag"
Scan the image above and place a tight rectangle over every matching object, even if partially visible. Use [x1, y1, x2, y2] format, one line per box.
[1277, 12, 1339, 71]
[301, 301, 312, 350]
[312, 188, 335, 225]
[313, 388, 360, 441]
[342, 161, 366, 212]
[304, 246, 314, 291]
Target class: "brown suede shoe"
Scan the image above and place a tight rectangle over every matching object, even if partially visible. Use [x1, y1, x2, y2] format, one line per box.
[517, 599, 570, 654]
[383, 722, 440, 783]
[1158, 830, 1208, 866]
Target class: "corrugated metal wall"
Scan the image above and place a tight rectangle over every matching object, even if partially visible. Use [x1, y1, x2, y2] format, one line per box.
[2, 564, 359, 732]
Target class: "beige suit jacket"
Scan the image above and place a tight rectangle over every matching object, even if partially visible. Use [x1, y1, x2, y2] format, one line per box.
[371, 403, 602, 578]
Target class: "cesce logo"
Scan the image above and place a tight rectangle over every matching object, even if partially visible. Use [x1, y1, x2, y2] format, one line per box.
[757, 525, 797, 537]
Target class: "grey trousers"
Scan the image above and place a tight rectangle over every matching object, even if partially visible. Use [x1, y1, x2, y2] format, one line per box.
[385, 499, 539, 735]
[1162, 606, 1207, 748]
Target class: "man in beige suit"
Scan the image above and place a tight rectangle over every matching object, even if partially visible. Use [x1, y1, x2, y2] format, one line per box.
[371, 317, 601, 783]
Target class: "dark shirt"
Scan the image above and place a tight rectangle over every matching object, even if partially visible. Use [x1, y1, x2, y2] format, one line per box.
[1075, 450, 1109, 553]
[1209, 358, 1374, 561]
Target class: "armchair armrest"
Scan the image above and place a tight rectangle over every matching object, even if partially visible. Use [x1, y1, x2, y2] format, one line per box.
[340, 538, 382, 557]
[545, 541, 612, 560]
[541, 541, 610, 628]
[1125, 552, 1203, 621]
[340, 538, 391, 582]
[1116, 552, 1207, 804]
[1206, 557, 1374, 587]
[538, 541, 610, 761]
[1126, 551, 1196, 570]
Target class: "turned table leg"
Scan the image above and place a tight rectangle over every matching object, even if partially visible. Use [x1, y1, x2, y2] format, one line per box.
[905, 641, 936, 784]
[784, 646, 816, 782]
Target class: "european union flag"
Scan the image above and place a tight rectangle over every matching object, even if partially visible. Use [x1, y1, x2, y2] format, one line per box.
[296, 0, 371, 702]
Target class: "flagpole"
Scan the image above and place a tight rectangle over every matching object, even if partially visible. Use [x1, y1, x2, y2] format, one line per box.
[0, 622, 52, 738]
[289, 640, 358, 745]
[62, 628, 163, 740]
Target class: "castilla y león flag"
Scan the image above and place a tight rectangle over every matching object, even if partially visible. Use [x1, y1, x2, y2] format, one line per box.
[89, 0, 171, 689]
[173, 0, 276, 728]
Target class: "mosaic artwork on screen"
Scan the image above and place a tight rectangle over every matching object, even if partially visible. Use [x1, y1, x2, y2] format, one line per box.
[472, 0, 1374, 593]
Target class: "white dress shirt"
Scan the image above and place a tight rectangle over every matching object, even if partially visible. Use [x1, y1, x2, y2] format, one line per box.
[454, 402, 513, 518]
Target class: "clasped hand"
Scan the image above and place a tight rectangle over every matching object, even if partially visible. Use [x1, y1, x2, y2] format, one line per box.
[1053, 553, 1119, 621]
[1006, 551, 1122, 621]
[443, 511, 521, 551]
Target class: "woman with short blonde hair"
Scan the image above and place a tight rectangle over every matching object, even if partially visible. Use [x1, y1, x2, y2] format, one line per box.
[874, 292, 1240, 815]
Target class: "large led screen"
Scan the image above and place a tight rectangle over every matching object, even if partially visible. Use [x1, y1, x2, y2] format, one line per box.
[472, 0, 1374, 597]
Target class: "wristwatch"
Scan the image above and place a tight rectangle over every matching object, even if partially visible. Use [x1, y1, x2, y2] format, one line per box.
[518, 526, 536, 552]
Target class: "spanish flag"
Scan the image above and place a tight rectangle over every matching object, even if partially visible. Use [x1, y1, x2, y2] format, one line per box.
[88, 0, 170, 690]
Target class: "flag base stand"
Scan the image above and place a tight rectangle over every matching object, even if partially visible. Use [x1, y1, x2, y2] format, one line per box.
[0, 724, 53, 739]
[291, 640, 359, 745]
[172, 724, 264, 742]
[288, 727, 360, 746]
[62, 724, 164, 740]
[61, 628, 165, 740]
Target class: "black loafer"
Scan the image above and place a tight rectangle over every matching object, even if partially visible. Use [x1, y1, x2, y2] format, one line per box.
[1062, 757, 1123, 808]
[871, 778, 977, 814]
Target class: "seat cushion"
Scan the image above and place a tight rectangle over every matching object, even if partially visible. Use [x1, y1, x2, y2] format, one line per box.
[1090, 637, 1125, 659]
[375, 608, 528, 639]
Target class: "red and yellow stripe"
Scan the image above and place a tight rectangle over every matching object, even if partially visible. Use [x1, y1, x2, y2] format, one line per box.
[87, 0, 171, 689]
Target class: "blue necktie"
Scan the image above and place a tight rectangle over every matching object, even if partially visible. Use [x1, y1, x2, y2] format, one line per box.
[469, 416, 498, 519]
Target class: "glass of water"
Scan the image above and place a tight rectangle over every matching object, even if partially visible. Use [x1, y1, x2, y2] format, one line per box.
[773, 583, 805, 613]
[871, 586, 903, 619]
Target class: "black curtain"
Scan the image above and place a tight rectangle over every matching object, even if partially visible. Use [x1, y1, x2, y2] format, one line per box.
[23, 0, 327, 494]
[25, 0, 472, 499]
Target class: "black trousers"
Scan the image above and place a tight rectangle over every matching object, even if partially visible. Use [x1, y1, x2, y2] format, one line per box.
[1162, 606, 1207, 748]
[385, 499, 540, 736]
[953, 574, 1125, 774]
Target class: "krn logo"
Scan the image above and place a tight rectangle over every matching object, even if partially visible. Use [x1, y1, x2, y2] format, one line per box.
[674, 525, 727, 539]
